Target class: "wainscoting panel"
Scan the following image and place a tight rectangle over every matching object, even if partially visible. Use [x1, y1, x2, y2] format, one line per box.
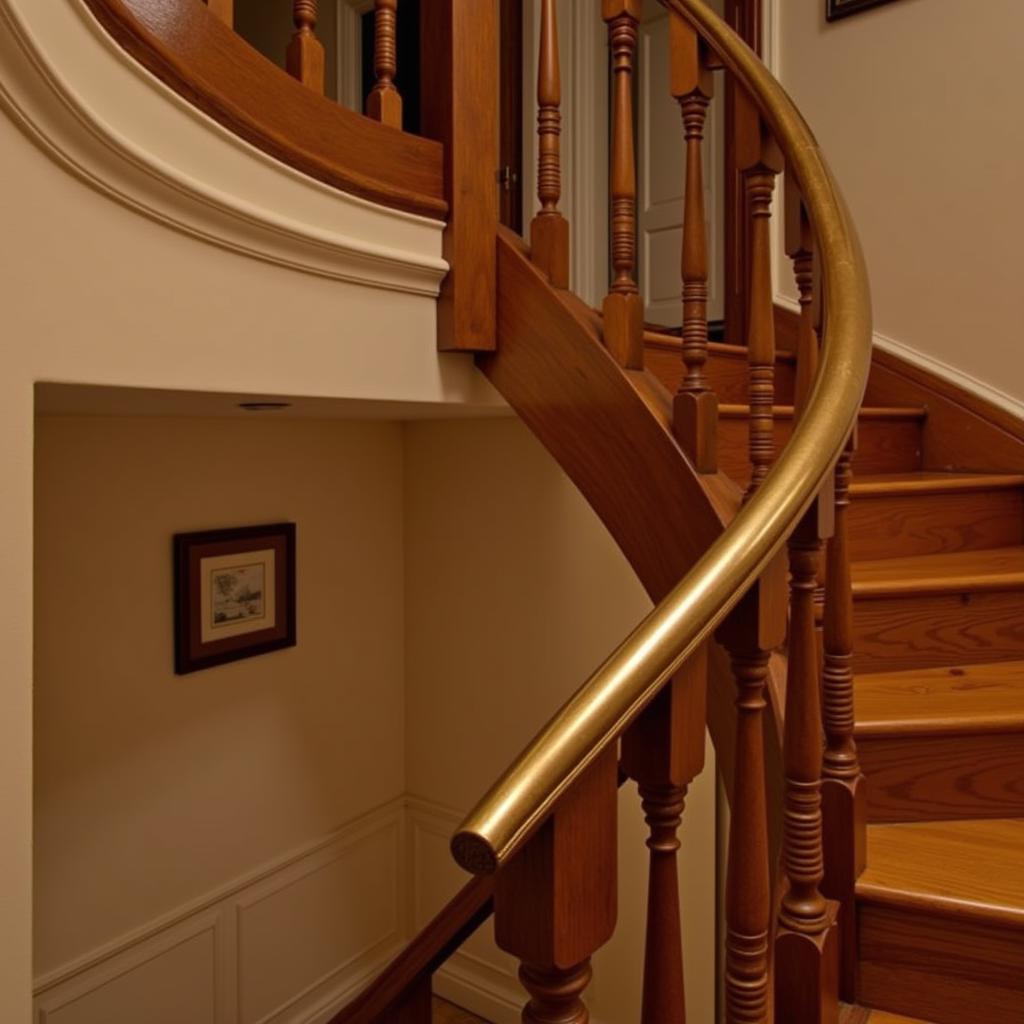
[33, 801, 406, 1024]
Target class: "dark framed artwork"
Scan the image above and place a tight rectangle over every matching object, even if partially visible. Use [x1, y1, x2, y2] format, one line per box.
[827, 0, 900, 20]
[174, 523, 296, 674]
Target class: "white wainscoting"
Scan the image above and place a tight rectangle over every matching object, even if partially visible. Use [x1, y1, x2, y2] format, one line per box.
[33, 801, 406, 1024]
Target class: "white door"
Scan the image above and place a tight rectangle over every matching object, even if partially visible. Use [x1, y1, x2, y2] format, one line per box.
[637, 0, 725, 328]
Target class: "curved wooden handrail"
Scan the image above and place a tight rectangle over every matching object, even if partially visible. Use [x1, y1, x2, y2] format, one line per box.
[452, 0, 872, 875]
[81, 0, 447, 219]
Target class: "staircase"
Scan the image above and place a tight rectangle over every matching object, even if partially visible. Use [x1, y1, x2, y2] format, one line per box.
[83, 0, 1023, 1021]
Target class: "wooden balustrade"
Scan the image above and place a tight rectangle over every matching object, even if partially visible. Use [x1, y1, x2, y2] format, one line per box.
[622, 649, 708, 1024]
[204, 0, 233, 27]
[787, 181, 819, 417]
[493, 748, 618, 1024]
[530, 0, 570, 288]
[287, 0, 325, 94]
[603, 0, 644, 369]
[671, 16, 718, 472]
[366, 0, 403, 128]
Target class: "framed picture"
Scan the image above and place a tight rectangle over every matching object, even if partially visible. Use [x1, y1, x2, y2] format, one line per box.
[174, 523, 296, 674]
[827, 0, 900, 20]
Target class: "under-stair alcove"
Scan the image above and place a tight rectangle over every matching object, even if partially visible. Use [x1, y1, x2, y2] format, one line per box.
[32, 383, 718, 1024]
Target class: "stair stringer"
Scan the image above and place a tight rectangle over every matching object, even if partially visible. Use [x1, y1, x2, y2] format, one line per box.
[479, 229, 786, 813]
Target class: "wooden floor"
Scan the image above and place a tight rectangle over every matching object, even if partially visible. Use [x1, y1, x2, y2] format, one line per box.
[433, 997, 490, 1024]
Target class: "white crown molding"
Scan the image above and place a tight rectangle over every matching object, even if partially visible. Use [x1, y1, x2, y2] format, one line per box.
[0, 0, 448, 297]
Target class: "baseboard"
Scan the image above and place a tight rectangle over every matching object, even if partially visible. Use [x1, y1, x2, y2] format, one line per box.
[33, 798, 406, 1024]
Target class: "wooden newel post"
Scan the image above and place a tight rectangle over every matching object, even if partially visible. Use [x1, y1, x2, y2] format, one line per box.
[366, 0, 403, 128]
[670, 16, 718, 473]
[622, 649, 709, 1024]
[420, 0, 498, 352]
[786, 180, 818, 417]
[494, 748, 619, 1024]
[287, 0, 325, 94]
[717, 562, 787, 1024]
[775, 498, 841, 1024]
[530, 0, 570, 288]
[204, 0, 233, 27]
[821, 434, 867, 1002]
[602, 0, 644, 370]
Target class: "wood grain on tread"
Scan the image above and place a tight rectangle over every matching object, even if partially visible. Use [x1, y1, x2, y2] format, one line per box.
[856, 662, 1024, 736]
[853, 547, 1024, 598]
[866, 1014, 935, 1024]
[848, 474, 1024, 561]
[858, 819, 1024, 926]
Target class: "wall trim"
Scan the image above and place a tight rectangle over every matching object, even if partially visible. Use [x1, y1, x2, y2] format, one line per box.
[0, 0, 448, 297]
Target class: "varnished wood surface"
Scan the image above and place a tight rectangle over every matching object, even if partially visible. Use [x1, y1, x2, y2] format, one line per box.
[852, 547, 1024, 598]
[858, 819, 1024, 926]
[848, 473, 1024, 561]
[432, 999, 489, 1024]
[82, 0, 446, 218]
[855, 662, 1024, 736]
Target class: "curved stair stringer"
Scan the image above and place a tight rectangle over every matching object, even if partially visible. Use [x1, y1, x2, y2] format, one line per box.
[479, 227, 787, 814]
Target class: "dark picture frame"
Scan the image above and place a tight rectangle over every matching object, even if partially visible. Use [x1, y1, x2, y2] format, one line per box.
[827, 0, 900, 20]
[174, 523, 296, 674]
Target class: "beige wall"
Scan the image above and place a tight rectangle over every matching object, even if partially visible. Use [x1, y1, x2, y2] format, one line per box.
[777, 0, 1024, 403]
[34, 415, 406, 978]
[403, 419, 717, 1024]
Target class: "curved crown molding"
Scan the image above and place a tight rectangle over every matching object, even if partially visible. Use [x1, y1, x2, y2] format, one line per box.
[0, 0, 448, 296]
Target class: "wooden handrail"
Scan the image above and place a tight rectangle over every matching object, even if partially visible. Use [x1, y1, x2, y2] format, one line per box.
[81, 0, 446, 219]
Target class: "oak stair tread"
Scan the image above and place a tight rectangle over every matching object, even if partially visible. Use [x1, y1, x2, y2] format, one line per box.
[851, 471, 1024, 497]
[852, 546, 1024, 597]
[866, 1013, 936, 1024]
[855, 661, 1024, 737]
[857, 819, 1024, 929]
[718, 403, 926, 420]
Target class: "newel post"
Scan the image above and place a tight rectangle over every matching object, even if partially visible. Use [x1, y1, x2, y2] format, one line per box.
[493, 747, 618, 1024]
[420, 0, 499, 352]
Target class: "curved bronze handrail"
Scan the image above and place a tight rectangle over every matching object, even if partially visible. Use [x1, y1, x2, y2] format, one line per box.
[81, 0, 446, 219]
[451, 0, 872, 876]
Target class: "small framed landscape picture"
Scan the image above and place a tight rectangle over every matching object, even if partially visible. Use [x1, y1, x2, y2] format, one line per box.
[827, 0, 900, 20]
[174, 523, 296, 674]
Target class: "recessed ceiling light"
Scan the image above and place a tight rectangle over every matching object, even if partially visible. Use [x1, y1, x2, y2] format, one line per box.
[237, 401, 292, 412]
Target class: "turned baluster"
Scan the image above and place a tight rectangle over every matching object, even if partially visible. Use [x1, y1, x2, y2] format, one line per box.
[821, 437, 867, 1002]
[622, 649, 709, 1024]
[670, 16, 718, 472]
[204, 0, 233, 26]
[529, 0, 570, 288]
[494, 748, 618, 1024]
[735, 90, 783, 496]
[787, 180, 818, 417]
[602, 0, 644, 370]
[366, 0, 403, 128]
[718, 575, 786, 1024]
[287, 0, 325, 94]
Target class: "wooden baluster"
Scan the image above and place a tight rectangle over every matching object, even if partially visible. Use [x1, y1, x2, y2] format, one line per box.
[735, 89, 783, 496]
[366, 0, 403, 128]
[718, 571, 787, 1024]
[775, 500, 841, 1024]
[494, 748, 618, 1024]
[821, 435, 867, 1002]
[204, 0, 233, 27]
[530, 0, 570, 288]
[287, 0, 325, 94]
[787, 180, 818, 417]
[602, 0, 644, 370]
[622, 648, 709, 1024]
[671, 17, 718, 473]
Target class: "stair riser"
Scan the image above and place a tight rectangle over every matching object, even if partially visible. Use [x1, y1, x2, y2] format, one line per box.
[858, 903, 1024, 1023]
[644, 347, 797, 405]
[719, 418, 922, 482]
[853, 590, 1024, 673]
[858, 732, 1024, 822]
[849, 489, 1024, 561]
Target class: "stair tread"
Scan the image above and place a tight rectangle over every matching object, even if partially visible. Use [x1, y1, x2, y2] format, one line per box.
[852, 471, 1024, 497]
[866, 1013, 936, 1024]
[858, 819, 1024, 927]
[852, 546, 1024, 597]
[719, 404, 926, 420]
[856, 661, 1024, 736]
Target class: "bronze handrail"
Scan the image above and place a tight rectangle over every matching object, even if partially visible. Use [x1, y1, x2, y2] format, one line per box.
[451, 0, 871, 876]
